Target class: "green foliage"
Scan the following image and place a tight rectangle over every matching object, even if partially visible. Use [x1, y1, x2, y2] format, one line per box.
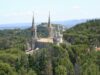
[0, 20, 100, 75]
[31, 49, 53, 75]
[64, 19, 100, 46]
[0, 62, 17, 75]
[27, 69, 37, 75]
[55, 65, 67, 75]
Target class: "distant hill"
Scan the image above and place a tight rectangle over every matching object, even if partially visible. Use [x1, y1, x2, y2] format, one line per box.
[53, 19, 86, 28]
[0, 23, 32, 30]
[0, 19, 86, 30]
[63, 19, 100, 46]
[66, 19, 100, 34]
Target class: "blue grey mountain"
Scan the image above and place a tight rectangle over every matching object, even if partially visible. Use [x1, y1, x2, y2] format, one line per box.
[0, 19, 86, 29]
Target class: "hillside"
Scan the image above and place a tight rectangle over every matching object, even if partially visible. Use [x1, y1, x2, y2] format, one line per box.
[0, 20, 100, 75]
[0, 23, 63, 50]
[64, 19, 100, 46]
[66, 19, 100, 34]
[53, 19, 86, 28]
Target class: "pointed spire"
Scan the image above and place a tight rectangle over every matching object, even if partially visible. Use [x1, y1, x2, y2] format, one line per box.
[32, 12, 35, 38]
[31, 12, 37, 39]
[32, 12, 35, 29]
[48, 12, 51, 28]
[31, 12, 37, 50]
[48, 12, 53, 38]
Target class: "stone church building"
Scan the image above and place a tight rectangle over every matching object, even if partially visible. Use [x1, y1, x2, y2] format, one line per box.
[26, 13, 63, 54]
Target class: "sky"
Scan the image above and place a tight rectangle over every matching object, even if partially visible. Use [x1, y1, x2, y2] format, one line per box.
[0, 0, 100, 24]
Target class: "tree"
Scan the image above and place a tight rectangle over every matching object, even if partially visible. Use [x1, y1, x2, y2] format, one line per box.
[0, 62, 17, 75]
[55, 65, 67, 75]
[27, 69, 37, 75]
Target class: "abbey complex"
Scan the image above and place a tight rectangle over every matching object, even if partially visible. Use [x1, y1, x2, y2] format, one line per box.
[26, 13, 64, 54]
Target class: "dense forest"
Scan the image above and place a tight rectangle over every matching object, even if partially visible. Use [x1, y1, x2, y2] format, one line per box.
[64, 19, 100, 46]
[0, 20, 100, 75]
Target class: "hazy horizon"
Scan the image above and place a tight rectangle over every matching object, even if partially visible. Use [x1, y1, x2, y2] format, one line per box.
[0, 0, 100, 24]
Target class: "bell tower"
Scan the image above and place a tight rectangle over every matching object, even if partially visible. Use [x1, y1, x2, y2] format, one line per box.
[31, 13, 37, 50]
[48, 12, 53, 38]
